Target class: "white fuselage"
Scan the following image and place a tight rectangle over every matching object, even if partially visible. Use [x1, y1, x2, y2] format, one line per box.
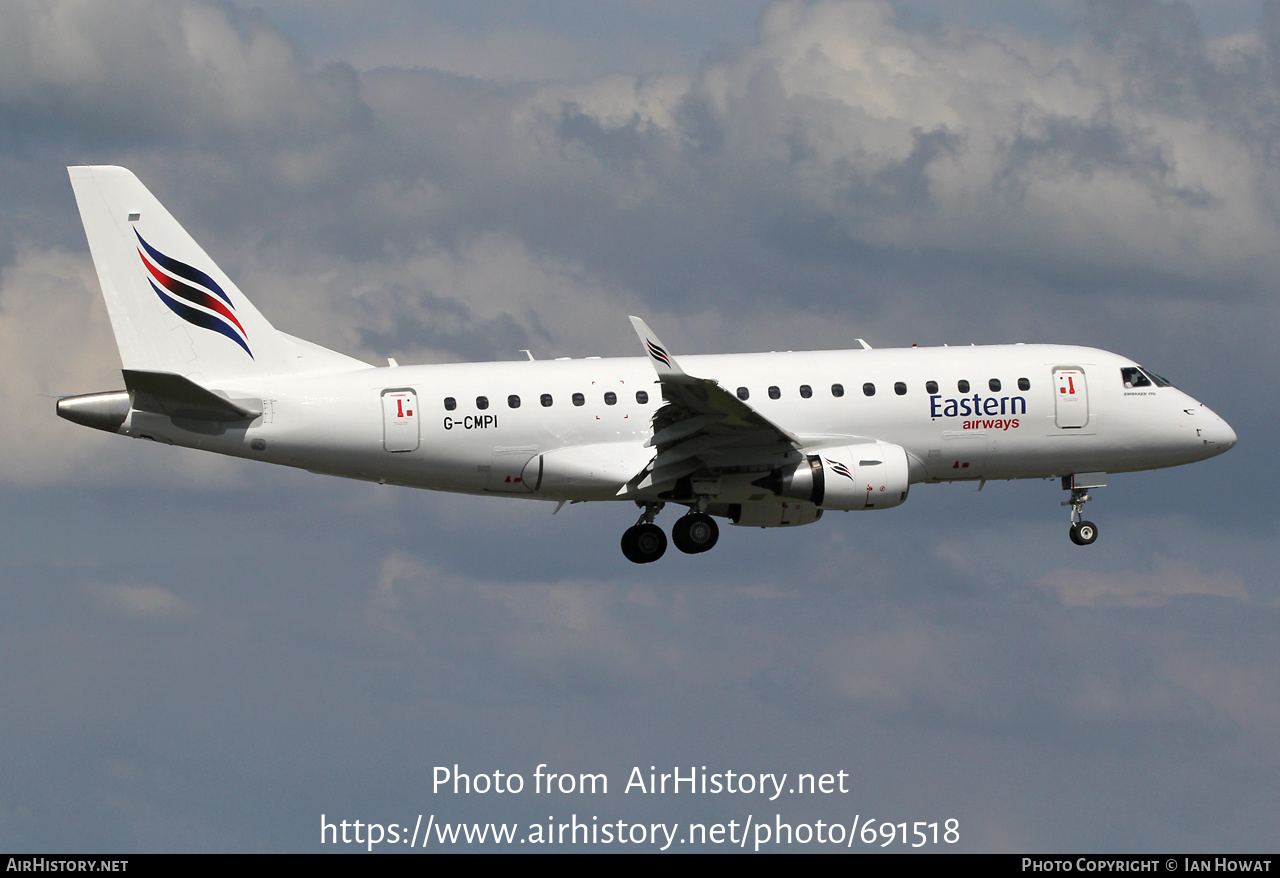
[118, 343, 1236, 503]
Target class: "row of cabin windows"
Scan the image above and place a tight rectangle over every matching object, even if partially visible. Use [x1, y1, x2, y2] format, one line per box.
[443, 377, 1035, 411]
[443, 390, 650, 411]
[734, 377, 1032, 401]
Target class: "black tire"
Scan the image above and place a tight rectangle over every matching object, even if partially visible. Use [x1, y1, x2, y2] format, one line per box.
[672, 513, 719, 554]
[621, 525, 643, 563]
[633, 523, 667, 562]
[622, 523, 667, 563]
[1074, 520, 1099, 545]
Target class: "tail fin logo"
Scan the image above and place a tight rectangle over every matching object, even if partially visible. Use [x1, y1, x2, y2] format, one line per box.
[135, 230, 252, 358]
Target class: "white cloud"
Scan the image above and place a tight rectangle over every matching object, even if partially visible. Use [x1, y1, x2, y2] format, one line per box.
[2, 1, 1278, 853]
[532, 0, 1280, 284]
[1036, 556, 1248, 607]
[0, 0, 361, 141]
[84, 581, 189, 620]
[239, 230, 642, 364]
[0, 247, 126, 485]
[0, 245, 274, 488]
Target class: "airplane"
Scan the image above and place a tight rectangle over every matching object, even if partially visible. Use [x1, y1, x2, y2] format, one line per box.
[57, 165, 1238, 563]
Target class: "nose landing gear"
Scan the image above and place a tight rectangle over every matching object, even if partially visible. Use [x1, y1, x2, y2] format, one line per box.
[1062, 473, 1105, 546]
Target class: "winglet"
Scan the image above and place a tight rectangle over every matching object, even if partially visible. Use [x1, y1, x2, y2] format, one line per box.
[629, 316, 685, 379]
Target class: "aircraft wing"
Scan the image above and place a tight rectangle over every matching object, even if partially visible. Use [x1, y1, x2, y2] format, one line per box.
[623, 317, 801, 494]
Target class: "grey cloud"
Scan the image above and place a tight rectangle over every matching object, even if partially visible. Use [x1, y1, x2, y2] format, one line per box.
[2, 3, 1276, 851]
[0, 0, 366, 147]
[29, 0, 1273, 365]
[0, 0, 1268, 501]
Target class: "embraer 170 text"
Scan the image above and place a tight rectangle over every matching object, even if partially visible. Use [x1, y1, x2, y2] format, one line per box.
[59, 166, 1237, 563]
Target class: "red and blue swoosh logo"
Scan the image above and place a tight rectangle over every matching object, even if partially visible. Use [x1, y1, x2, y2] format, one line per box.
[825, 458, 855, 481]
[136, 231, 252, 358]
[645, 339, 671, 367]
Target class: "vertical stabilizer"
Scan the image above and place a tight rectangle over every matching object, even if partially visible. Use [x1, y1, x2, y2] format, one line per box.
[68, 165, 365, 383]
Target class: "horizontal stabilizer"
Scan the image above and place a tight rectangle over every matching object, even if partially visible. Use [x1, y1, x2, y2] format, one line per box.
[123, 370, 260, 422]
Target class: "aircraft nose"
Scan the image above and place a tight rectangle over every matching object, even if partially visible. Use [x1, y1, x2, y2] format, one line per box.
[1200, 407, 1237, 454]
[1215, 416, 1238, 450]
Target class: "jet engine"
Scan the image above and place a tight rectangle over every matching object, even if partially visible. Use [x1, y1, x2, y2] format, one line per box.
[754, 440, 910, 511]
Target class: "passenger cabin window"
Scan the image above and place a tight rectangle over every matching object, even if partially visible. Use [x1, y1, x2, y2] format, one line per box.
[925, 380, 938, 394]
[957, 380, 970, 393]
[989, 378, 1001, 392]
[540, 393, 553, 407]
[799, 385, 812, 399]
[831, 383, 844, 397]
[1018, 378, 1031, 391]
[1121, 367, 1152, 388]
[863, 383, 876, 397]
[476, 396, 489, 410]
[894, 382, 907, 396]
[572, 393, 585, 406]
[737, 387, 750, 400]
[508, 395, 521, 409]
[604, 391, 617, 405]
[768, 386, 781, 399]
[444, 397, 457, 411]
[636, 390, 648, 404]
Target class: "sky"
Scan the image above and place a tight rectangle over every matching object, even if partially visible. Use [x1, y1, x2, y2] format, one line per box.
[1, 0, 1277, 853]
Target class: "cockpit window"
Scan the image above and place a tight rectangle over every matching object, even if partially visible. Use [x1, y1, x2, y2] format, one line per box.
[1124, 365, 1174, 388]
[1121, 367, 1152, 388]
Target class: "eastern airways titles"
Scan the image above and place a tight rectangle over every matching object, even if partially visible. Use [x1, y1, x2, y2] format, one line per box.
[930, 392, 1027, 420]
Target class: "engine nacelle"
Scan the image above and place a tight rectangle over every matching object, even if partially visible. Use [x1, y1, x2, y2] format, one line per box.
[756, 441, 911, 511]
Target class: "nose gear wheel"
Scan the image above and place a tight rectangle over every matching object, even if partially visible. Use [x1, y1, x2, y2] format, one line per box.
[1062, 482, 1101, 546]
[1069, 520, 1098, 545]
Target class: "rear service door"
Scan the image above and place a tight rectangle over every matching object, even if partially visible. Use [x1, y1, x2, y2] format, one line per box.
[382, 389, 420, 452]
[1054, 368, 1089, 429]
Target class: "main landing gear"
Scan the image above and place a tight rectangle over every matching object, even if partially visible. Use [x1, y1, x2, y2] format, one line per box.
[672, 512, 719, 555]
[621, 503, 720, 563]
[621, 502, 667, 564]
[1061, 475, 1102, 546]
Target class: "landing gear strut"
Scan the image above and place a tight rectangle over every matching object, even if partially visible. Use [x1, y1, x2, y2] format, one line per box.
[621, 502, 666, 564]
[1061, 474, 1103, 546]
